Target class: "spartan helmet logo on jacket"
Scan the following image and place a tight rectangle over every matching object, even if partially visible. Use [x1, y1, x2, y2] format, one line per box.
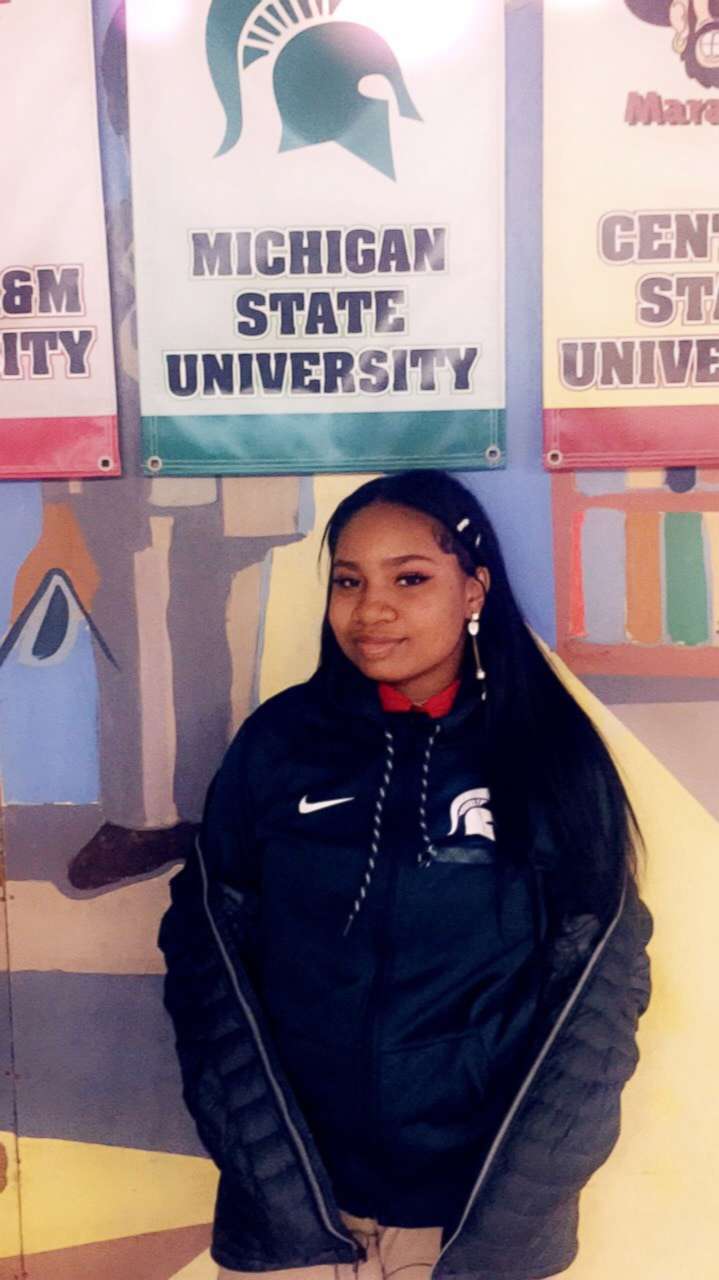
[625, 0, 719, 88]
[205, 0, 421, 179]
[447, 788, 495, 842]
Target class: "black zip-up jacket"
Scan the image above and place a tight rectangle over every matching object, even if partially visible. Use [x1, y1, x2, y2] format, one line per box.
[159, 665, 652, 1279]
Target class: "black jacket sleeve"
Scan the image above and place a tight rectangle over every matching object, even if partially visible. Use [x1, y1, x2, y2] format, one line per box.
[436, 880, 653, 1280]
[157, 725, 356, 1271]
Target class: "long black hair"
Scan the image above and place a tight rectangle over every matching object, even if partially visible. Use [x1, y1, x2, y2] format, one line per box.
[320, 470, 639, 918]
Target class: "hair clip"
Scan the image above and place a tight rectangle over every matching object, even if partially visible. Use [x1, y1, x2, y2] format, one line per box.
[475, 533, 482, 548]
[456, 517, 470, 533]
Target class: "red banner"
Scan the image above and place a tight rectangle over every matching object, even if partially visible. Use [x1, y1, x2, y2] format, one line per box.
[0, 0, 119, 478]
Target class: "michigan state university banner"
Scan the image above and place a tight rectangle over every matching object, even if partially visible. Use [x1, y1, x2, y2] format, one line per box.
[126, 1, 505, 475]
[545, 0, 719, 470]
[0, 0, 119, 479]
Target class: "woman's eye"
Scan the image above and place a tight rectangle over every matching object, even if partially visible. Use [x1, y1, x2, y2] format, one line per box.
[331, 576, 360, 590]
[397, 573, 430, 587]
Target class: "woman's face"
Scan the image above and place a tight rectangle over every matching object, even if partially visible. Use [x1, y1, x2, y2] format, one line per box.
[328, 502, 489, 704]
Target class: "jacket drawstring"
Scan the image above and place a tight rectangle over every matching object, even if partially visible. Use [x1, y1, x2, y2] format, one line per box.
[343, 721, 442, 934]
[343, 728, 395, 935]
[418, 724, 441, 867]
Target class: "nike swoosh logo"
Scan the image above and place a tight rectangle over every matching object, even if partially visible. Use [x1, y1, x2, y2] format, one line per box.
[299, 794, 355, 814]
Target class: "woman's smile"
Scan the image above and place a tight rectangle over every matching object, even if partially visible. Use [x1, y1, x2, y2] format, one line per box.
[352, 633, 406, 660]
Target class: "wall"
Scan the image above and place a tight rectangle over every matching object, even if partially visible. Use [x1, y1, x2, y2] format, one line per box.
[0, 2, 717, 1278]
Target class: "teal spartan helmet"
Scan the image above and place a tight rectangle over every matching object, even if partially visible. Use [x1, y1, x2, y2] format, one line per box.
[205, 0, 421, 179]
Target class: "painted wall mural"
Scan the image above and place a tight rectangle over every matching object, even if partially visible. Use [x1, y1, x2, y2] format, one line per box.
[553, 467, 719, 676]
[0, 3, 717, 1280]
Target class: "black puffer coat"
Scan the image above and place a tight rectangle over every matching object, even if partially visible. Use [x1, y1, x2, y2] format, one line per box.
[159, 666, 652, 1279]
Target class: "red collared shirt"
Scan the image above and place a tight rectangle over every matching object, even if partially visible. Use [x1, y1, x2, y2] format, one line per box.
[378, 679, 460, 719]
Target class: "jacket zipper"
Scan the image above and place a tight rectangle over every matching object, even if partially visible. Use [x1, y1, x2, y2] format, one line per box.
[365, 721, 434, 1184]
[430, 875, 629, 1278]
[354, 725, 401, 1211]
[196, 836, 359, 1258]
[366, 833, 401, 1179]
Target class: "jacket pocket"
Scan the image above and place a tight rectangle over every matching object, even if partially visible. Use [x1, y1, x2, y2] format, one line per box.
[378, 1029, 492, 1157]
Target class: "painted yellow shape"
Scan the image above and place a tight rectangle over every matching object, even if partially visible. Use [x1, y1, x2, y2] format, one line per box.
[260, 475, 376, 702]
[0, 1133, 21, 1261]
[13, 1137, 217, 1257]
[548, 653, 719, 1279]
[227, 561, 264, 738]
[625, 470, 665, 489]
[169, 1248, 216, 1279]
[6, 874, 173, 975]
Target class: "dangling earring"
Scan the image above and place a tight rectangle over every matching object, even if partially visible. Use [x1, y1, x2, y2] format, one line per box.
[467, 612, 487, 700]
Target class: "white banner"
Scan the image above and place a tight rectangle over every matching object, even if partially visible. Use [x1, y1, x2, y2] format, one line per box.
[0, 0, 119, 478]
[127, 0, 505, 474]
[544, 0, 719, 469]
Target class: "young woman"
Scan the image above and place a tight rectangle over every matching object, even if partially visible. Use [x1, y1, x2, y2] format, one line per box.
[159, 470, 652, 1280]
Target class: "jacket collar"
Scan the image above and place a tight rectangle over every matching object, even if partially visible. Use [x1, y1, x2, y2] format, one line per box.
[312, 653, 484, 733]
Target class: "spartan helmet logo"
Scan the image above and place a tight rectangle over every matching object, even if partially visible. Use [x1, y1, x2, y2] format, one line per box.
[447, 789, 495, 842]
[206, 0, 421, 179]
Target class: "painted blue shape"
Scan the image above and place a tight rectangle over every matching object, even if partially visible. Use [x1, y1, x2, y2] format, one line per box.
[11, 972, 204, 1157]
[297, 475, 315, 536]
[582, 509, 627, 644]
[459, 1, 554, 648]
[93, 0, 132, 207]
[0, 482, 43, 634]
[0, 619, 100, 803]
[32, 585, 70, 659]
[460, 470, 556, 644]
[252, 550, 275, 712]
[666, 467, 696, 494]
[576, 471, 626, 495]
[505, 0, 542, 476]
[0, 973, 14, 1132]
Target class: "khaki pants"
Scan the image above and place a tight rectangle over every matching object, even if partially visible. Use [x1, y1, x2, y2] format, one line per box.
[217, 1211, 442, 1279]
